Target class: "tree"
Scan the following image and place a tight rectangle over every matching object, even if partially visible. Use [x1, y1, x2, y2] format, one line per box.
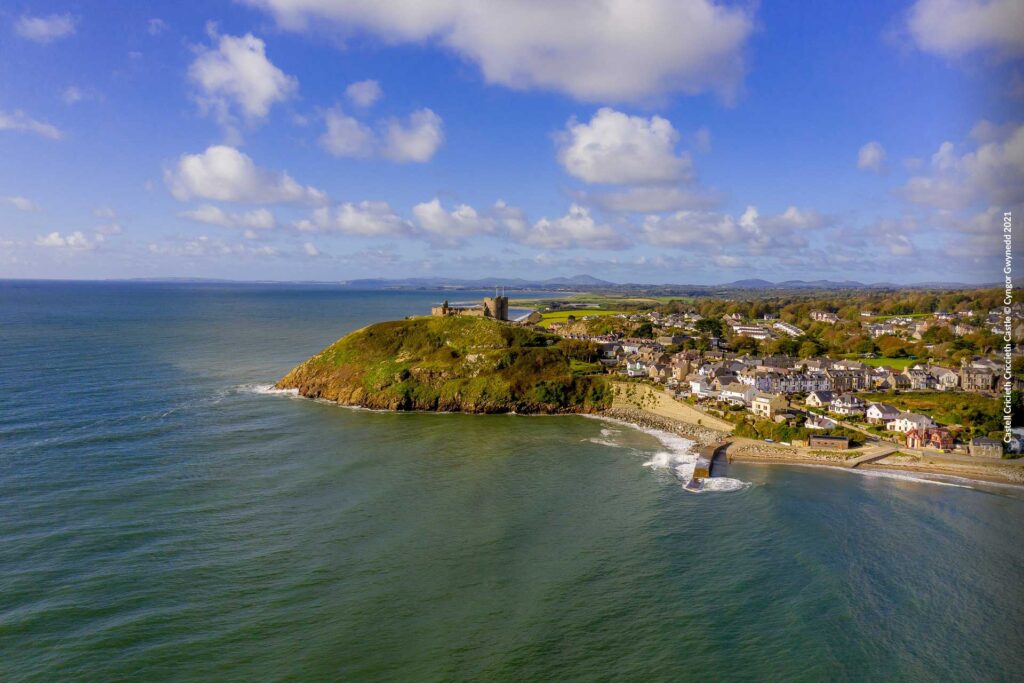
[694, 318, 724, 337]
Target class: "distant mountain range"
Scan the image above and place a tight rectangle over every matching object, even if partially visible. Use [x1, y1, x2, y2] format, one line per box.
[114, 274, 995, 292]
[337, 275, 989, 292]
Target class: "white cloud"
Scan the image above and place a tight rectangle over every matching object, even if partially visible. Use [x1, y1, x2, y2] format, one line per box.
[512, 204, 624, 250]
[165, 145, 327, 205]
[188, 30, 297, 130]
[345, 79, 382, 107]
[0, 110, 63, 140]
[413, 198, 495, 241]
[381, 108, 444, 162]
[857, 141, 886, 173]
[641, 205, 821, 253]
[15, 14, 76, 43]
[180, 205, 276, 229]
[319, 108, 375, 157]
[148, 18, 168, 36]
[296, 201, 409, 236]
[319, 107, 443, 162]
[557, 108, 691, 184]
[907, 0, 1024, 58]
[243, 0, 754, 102]
[1, 196, 38, 211]
[902, 123, 1024, 209]
[303, 241, 320, 256]
[62, 85, 100, 105]
[34, 231, 95, 250]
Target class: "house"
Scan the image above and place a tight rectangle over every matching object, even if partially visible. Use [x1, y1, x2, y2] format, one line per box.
[829, 394, 866, 416]
[810, 310, 839, 324]
[883, 371, 911, 390]
[688, 379, 716, 398]
[886, 412, 936, 433]
[805, 414, 838, 430]
[626, 359, 649, 377]
[773, 321, 804, 337]
[751, 393, 789, 419]
[865, 403, 901, 424]
[929, 366, 959, 391]
[906, 428, 954, 450]
[969, 436, 1002, 458]
[808, 434, 850, 450]
[960, 359, 997, 392]
[731, 325, 773, 340]
[903, 367, 934, 390]
[720, 382, 756, 406]
[806, 390, 835, 408]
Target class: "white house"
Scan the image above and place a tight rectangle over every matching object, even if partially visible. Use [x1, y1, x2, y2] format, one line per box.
[830, 394, 866, 416]
[886, 412, 937, 433]
[806, 390, 835, 408]
[720, 382, 756, 406]
[865, 403, 901, 424]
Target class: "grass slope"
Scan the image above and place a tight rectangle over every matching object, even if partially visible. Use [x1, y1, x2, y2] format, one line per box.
[277, 316, 610, 413]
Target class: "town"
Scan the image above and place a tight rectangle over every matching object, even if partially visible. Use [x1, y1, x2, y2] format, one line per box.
[437, 288, 1024, 458]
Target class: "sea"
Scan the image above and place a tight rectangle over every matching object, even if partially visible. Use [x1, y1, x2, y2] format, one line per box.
[1, 280, 1022, 682]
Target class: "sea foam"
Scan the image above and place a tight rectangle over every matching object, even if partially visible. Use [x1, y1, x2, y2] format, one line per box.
[587, 415, 748, 493]
[239, 383, 300, 397]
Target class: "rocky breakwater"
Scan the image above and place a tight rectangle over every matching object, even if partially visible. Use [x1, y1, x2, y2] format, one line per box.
[601, 407, 727, 447]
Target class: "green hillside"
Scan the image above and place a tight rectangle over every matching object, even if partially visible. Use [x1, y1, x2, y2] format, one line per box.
[276, 316, 610, 413]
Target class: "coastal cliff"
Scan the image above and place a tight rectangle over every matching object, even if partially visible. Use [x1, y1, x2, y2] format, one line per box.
[276, 316, 610, 413]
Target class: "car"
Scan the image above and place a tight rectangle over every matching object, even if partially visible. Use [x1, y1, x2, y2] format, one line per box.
[764, 438, 775, 443]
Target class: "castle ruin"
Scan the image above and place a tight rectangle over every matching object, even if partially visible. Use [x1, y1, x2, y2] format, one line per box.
[431, 294, 509, 321]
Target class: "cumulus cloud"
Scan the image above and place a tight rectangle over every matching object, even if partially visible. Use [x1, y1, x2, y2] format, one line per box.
[148, 18, 168, 36]
[34, 231, 96, 250]
[319, 107, 444, 162]
[0, 110, 63, 140]
[243, 0, 754, 102]
[902, 123, 1024, 209]
[294, 201, 409, 236]
[641, 205, 822, 253]
[345, 79, 382, 107]
[558, 108, 691, 184]
[319, 108, 375, 157]
[1, 196, 38, 211]
[512, 204, 624, 250]
[303, 242, 320, 256]
[189, 29, 297, 132]
[413, 198, 495, 242]
[381, 109, 444, 162]
[907, 0, 1024, 58]
[15, 13, 76, 43]
[165, 145, 327, 205]
[857, 141, 886, 173]
[180, 205, 276, 229]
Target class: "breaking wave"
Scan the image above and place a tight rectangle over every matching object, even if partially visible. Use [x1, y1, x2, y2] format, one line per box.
[238, 383, 300, 397]
[587, 415, 748, 493]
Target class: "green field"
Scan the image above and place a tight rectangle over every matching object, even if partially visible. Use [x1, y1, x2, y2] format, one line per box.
[859, 357, 917, 369]
[539, 309, 626, 325]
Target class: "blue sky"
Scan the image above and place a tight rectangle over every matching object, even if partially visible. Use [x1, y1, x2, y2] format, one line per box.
[0, 0, 1021, 283]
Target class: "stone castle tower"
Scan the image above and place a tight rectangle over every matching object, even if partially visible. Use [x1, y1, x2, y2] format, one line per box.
[483, 295, 509, 321]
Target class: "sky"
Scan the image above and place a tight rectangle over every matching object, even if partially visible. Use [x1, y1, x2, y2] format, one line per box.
[0, 0, 1022, 284]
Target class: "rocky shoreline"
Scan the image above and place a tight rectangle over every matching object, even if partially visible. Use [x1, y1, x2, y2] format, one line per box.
[600, 407, 727, 446]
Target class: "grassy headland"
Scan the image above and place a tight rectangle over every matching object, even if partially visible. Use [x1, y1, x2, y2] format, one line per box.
[276, 316, 611, 413]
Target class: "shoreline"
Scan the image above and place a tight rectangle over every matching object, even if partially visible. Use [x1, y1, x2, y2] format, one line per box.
[260, 384, 1024, 487]
[597, 404, 1024, 487]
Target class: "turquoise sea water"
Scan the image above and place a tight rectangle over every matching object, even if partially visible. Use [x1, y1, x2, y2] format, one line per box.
[1, 281, 1022, 682]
